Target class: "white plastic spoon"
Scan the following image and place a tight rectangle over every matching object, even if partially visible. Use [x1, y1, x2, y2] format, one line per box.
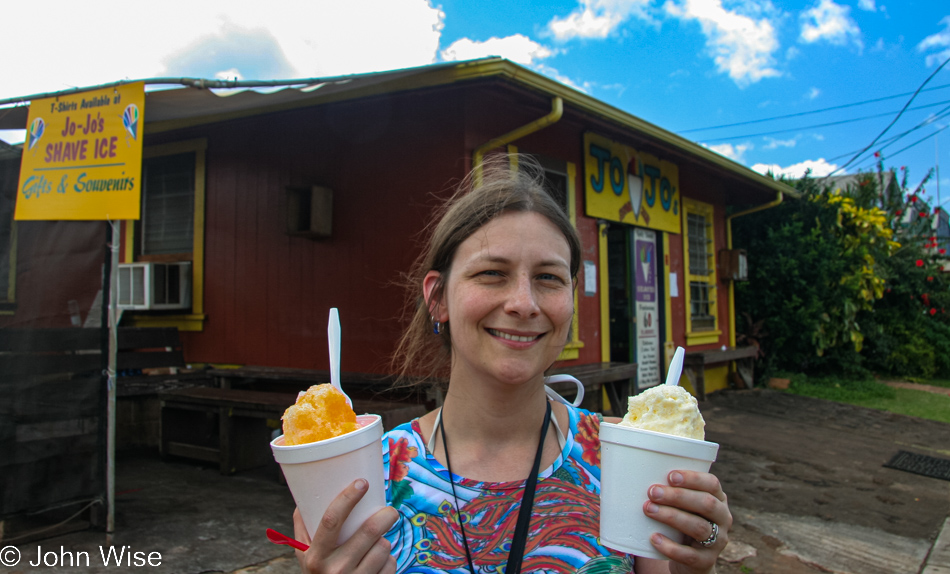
[664, 346, 685, 387]
[327, 308, 353, 408]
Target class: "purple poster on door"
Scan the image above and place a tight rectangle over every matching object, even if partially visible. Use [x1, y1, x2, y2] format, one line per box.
[634, 228, 660, 388]
[635, 237, 656, 303]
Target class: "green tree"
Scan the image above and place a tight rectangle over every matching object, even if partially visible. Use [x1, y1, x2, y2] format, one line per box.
[733, 161, 949, 379]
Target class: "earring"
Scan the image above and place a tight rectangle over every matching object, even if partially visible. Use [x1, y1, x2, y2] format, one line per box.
[432, 317, 443, 335]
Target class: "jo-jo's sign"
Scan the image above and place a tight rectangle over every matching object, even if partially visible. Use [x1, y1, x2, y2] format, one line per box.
[583, 132, 681, 235]
[15, 82, 145, 221]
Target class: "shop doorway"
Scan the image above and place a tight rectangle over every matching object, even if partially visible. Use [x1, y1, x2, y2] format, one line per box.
[607, 225, 664, 391]
[607, 226, 632, 365]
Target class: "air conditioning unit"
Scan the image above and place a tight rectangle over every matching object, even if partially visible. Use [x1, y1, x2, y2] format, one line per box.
[117, 262, 192, 310]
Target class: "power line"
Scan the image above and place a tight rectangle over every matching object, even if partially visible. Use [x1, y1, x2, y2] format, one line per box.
[825, 54, 950, 178]
[849, 104, 950, 168]
[854, 123, 950, 171]
[699, 99, 950, 144]
[680, 82, 950, 134]
[828, 107, 950, 162]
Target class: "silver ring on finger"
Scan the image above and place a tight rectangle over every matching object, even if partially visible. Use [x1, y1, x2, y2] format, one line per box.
[699, 521, 719, 548]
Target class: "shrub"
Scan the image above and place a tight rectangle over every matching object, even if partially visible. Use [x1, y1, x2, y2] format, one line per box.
[735, 162, 950, 381]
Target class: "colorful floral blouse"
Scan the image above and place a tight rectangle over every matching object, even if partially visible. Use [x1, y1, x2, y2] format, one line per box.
[382, 404, 635, 573]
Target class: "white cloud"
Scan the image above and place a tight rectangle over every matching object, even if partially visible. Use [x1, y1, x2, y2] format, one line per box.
[439, 35, 586, 91]
[440, 35, 554, 65]
[664, 0, 782, 87]
[214, 69, 245, 81]
[917, 16, 950, 68]
[806, 86, 821, 100]
[0, 0, 445, 102]
[763, 137, 797, 149]
[857, 0, 875, 11]
[751, 158, 838, 178]
[548, 0, 653, 41]
[704, 142, 753, 162]
[800, 0, 863, 50]
[537, 65, 590, 92]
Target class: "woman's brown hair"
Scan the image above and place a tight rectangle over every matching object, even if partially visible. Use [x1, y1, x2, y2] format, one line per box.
[391, 153, 581, 387]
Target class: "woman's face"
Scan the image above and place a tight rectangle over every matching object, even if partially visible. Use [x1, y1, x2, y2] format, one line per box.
[425, 211, 575, 387]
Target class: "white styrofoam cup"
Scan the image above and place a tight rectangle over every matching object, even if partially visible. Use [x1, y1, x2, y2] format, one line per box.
[600, 422, 719, 560]
[271, 414, 385, 544]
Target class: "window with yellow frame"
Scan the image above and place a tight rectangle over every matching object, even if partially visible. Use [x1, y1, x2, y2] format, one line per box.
[508, 147, 584, 360]
[681, 198, 720, 344]
[124, 138, 207, 331]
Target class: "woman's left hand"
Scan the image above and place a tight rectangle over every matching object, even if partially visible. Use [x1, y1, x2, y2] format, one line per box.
[635, 469, 732, 574]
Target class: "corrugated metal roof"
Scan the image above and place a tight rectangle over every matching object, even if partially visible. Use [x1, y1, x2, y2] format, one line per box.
[0, 58, 795, 199]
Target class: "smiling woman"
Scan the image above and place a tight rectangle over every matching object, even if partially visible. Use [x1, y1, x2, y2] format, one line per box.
[291, 154, 734, 574]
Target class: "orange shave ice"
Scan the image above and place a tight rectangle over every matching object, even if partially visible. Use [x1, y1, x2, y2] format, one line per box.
[281, 384, 360, 445]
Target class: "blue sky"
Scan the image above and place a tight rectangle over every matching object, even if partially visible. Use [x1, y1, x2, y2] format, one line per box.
[2, 0, 949, 203]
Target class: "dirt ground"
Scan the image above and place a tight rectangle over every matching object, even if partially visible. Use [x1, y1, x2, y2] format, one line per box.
[8, 387, 948, 574]
[702, 388, 950, 573]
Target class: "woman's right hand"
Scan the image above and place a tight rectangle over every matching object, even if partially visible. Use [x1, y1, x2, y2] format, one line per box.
[293, 478, 399, 574]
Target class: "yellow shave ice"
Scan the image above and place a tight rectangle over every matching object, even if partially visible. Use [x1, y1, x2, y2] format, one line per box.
[618, 385, 706, 440]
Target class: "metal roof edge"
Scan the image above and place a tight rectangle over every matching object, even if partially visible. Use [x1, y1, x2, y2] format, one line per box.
[1, 58, 796, 200]
[455, 60, 799, 199]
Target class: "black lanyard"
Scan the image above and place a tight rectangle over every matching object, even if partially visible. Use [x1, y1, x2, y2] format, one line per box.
[439, 400, 552, 574]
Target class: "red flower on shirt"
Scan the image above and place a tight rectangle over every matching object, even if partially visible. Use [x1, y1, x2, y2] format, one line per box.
[576, 413, 601, 467]
[388, 437, 418, 483]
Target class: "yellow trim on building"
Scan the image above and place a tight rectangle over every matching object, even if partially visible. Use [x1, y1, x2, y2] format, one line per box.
[559, 160, 583, 360]
[599, 222, 610, 362]
[123, 220, 134, 263]
[663, 231, 672, 343]
[128, 313, 207, 332]
[682, 198, 720, 346]
[127, 138, 208, 332]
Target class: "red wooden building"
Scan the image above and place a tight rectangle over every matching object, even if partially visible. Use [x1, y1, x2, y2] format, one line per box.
[0, 58, 792, 398]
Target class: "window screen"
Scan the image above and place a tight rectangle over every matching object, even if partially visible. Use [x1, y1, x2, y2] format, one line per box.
[142, 153, 195, 255]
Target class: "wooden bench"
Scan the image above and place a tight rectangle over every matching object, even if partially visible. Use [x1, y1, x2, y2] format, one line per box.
[160, 387, 426, 475]
[549, 362, 638, 417]
[208, 366, 407, 395]
[684, 346, 758, 401]
[115, 327, 211, 396]
[207, 361, 638, 420]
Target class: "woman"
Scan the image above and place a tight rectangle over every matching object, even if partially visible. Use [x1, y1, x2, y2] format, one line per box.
[293, 155, 732, 574]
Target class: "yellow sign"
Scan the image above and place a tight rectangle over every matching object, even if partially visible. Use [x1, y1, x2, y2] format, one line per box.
[15, 83, 145, 221]
[583, 132, 681, 235]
